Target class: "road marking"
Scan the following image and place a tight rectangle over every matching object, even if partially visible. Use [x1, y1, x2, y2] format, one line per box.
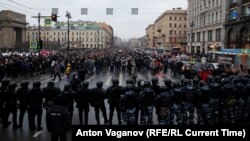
[33, 131, 43, 138]
[86, 74, 96, 82]
[119, 73, 123, 85]
[147, 73, 152, 79]
[105, 75, 112, 86]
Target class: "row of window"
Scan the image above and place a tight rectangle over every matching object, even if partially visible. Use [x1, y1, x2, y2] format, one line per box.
[27, 31, 104, 36]
[190, 28, 221, 42]
[169, 16, 187, 21]
[192, 10, 223, 27]
[169, 23, 187, 28]
[190, 0, 222, 16]
[27, 37, 106, 42]
[169, 30, 187, 36]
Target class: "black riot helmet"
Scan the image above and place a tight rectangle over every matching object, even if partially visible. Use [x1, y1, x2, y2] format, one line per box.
[1, 79, 10, 87]
[193, 78, 199, 85]
[96, 81, 103, 88]
[47, 81, 55, 87]
[198, 80, 205, 87]
[215, 75, 221, 83]
[64, 84, 71, 91]
[183, 79, 190, 86]
[173, 82, 181, 88]
[126, 79, 134, 85]
[151, 77, 158, 84]
[144, 81, 151, 88]
[33, 81, 41, 88]
[208, 75, 215, 83]
[112, 78, 119, 85]
[20, 80, 29, 88]
[8, 82, 17, 90]
[82, 81, 89, 88]
[164, 79, 172, 86]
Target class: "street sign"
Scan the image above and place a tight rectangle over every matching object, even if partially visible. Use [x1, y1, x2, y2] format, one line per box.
[30, 40, 37, 49]
[106, 8, 113, 15]
[52, 8, 58, 14]
[44, 17, 52, 26]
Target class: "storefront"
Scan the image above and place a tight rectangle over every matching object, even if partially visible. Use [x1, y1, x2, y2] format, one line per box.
[208, 49, 250, 67]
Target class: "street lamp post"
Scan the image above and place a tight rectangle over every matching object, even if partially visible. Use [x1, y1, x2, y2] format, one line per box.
[66, 11, 71, 55]
[190, 21, 195, 54]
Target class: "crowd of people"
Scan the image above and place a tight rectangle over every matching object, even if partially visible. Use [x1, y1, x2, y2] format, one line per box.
[1, 48, 250, 141]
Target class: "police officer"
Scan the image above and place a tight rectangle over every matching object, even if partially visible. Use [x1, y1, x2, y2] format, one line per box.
[76, 81, 90, 125]
[60, 84, 75, 126]
[16, 80, 30, 128]
[209, 75, 221, 124]
[196, 80, 212, 125]
[172, 81, 184, 125]
[182, 79, 196, 125]
[0, 79, 10, 123]
[151, 77, 161, 96]
[106, 78, 123, 125]
[121, 84, 138, 125]
[154, 87, 173, 125]
[27, 81, 44, 131]
[139, 81, 155, 125]
[46, 95, 70, 141]
[2, 82, 17, 128]
[162, 79, 173, 92]
[220, 78, 236, 124]
[90, 81, 109, 125]
[43, 81, 61, 110]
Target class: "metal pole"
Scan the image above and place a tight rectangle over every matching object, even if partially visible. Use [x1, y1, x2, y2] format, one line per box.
[67, 16, 69, 55]
[38, 13, 41, 50]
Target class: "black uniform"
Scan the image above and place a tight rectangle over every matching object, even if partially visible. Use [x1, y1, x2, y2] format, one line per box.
[121, 84, 138, 125]
[76, 81, 90, 125]
[16, 80, 30, 128]
[60, 84, 76, 125]
[0, 79, 10, 123]
[43, 82, 61, 109]
[46, 95, 70, 141]
[155, 89, 173, 125]
[1, 83, 17, 128]
[90, 81, 109, 125]
[27, 81, 44, 131]
[106, 79, 123, 125]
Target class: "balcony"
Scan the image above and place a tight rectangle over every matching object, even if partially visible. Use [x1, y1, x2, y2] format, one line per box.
[243, 0, 250, 5]
[226, 15, 250, 24]
[229, 2, 238, 9]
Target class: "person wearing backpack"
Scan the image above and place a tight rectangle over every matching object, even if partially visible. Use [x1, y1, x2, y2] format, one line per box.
[139, 81, 155, 125]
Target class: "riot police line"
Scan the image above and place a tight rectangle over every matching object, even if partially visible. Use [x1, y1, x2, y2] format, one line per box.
[0, 73, 250, 131]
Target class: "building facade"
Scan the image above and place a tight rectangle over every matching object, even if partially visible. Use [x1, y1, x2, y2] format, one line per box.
[146, 24, 155, 48]
[224, 0, 250, 49]
[146, 8, 187, 49]
[26, 21, 113, 49]
[187, 0, 226, 55]
[0, 10, 27, 49]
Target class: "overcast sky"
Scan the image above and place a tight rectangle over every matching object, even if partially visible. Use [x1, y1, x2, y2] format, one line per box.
[0, 0, 187, 40]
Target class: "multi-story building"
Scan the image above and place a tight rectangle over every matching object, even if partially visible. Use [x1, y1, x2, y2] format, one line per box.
[187, 0, 226, 55]
[224, 0, 250, 49]
[146, 24, 156, 48]
[146, 8, 187, 49]
[26, 20, 113, 49]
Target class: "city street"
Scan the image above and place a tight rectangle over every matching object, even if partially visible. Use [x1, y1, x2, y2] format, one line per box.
[0, 70, 179, 141]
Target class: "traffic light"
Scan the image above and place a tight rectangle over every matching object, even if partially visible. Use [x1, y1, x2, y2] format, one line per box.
[51, 14, 57, 22]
